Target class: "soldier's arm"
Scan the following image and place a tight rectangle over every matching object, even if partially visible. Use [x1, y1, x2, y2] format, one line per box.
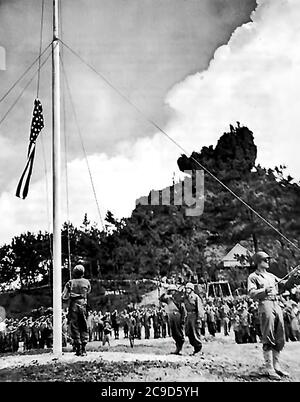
[159, 293, 170, 304]
[196, 295, 205, 320]
[180, 302, 187, 323]
[247, 275, 268, 300]
[278, 269, 300, 291]
[62, 281, 71, 300]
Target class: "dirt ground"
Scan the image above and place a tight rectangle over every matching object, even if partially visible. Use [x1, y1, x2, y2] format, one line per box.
[0, 331, 300, 382]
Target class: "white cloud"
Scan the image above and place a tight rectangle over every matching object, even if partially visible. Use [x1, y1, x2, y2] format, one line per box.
[1, 0, 300, 245]
[0, 133, 180, 244]
[166, 0, 300, 178]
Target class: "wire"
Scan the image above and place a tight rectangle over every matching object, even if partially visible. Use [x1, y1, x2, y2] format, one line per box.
[0, 47, 52, 127]
[0, 42, 52, 105]
[59, 1, 72, 279]
[62, 71, 73, 279]
[59, 39, 300, 254]
[36, 0, 52, 266]
[59, 56, 105, 231]
[40, 136, 53, 263]
[37, 0, 45, 98]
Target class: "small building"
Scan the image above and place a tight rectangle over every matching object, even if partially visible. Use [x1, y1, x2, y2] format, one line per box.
[222, 243, 251, 268]
[216, 243, 252, 285]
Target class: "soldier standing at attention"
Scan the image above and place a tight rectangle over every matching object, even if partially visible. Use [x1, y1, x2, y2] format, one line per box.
[247, 251, 300, 380]
[62, 264, 91, 356]
[183, 282, 205, 356]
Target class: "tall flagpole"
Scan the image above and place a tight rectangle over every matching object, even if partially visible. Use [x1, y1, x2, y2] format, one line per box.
[52, 0, 62, 356]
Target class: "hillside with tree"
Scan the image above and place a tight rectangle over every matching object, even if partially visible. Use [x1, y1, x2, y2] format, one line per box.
[0, 123, 300, 313]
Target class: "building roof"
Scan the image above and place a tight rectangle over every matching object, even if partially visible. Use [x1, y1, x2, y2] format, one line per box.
[221, 243, 251, 267]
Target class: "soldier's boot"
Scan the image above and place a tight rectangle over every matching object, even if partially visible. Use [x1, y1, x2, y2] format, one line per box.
[81, 342, 87, 356]
[74, 343, 81, 356]
[263, 350, 281, 380]
[272, 350, 289, 377]
[171, 342, 183, 355]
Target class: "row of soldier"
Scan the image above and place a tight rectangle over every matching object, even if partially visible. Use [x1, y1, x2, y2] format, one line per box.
[228, 293, 300, 344]
[0, 296, 262, 354]
[1, 292, 299, 354]
[0, 307, 56, 353]
[86, 307, 171, 343]
[85, 292, 300, 346]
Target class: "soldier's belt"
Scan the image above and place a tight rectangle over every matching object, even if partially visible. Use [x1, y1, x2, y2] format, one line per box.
[263, 296, 279, 302]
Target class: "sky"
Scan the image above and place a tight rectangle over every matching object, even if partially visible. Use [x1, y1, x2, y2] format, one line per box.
[0, 0, 299, 246]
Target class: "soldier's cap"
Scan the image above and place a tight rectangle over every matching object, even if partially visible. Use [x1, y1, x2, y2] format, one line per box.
[185, 282, 195, 291]
[167, 284, 177, 292]
[73, 264, 85, 273]
[252, 251, 270, 265]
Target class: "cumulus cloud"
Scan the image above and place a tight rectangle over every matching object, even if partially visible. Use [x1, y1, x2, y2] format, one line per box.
[2, 0, 299, 244]
[0, 133, 179, 243]
[166, 0, 300, 177]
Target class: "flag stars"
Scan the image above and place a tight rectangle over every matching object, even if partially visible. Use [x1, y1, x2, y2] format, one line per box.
[16, 98, 45, 199]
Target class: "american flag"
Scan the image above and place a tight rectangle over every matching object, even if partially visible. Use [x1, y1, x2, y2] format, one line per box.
[16, 98, 44, 199]
[29, 98, 44, 144]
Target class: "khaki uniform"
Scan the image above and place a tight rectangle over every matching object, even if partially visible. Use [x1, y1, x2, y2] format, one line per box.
[63, 277, 91, 348]
[183, 292, 204, 353]
[160, 292, 186, 354]
[247, 270, 285, 352]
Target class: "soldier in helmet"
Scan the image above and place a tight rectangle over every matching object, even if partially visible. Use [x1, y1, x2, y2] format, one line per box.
[183, 282, 205, 356]
[159, 284, 186, 355]
[62, 264, 91, 356]
[247, 251, 300, 380]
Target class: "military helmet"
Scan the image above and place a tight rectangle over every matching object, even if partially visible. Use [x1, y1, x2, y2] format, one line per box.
[73, 264, 85, 277]
[185, 282, 195, 291]
[252, 251, 270, 265]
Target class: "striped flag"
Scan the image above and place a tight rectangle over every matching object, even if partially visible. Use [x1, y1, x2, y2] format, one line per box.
[16, 98, 44, 199]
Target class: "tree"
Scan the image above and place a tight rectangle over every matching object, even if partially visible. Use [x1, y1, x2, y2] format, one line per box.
[10, 231, 51, 289]
[0, 244, 17, 290]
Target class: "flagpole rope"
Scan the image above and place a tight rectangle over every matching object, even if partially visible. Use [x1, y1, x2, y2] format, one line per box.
[36, 0, 53, 264]
[0, 42, 52, 105]
[0, 48, 52, 128]
[37, 0, 45, 99]
[59, 56, 105, 232]
[59, 40, 300, 255]
[62, 79, 72, 279]
[60, 1, 73, 278]
[40, 136, 53, 261]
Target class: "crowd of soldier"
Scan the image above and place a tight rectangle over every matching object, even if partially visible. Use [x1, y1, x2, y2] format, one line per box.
[1, 293, 299, 354]
[202, 294, 300, 344]
[0, 307, 56, 354]
[86, 306, 170, 345]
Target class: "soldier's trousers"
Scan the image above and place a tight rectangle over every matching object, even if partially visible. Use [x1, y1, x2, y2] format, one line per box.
[259, 301, 285, 352]
[144, 325, 151, 339]
[68, 302, 88, 345]
[185, 313, 202, 352]
[168, 311, 184, 352]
